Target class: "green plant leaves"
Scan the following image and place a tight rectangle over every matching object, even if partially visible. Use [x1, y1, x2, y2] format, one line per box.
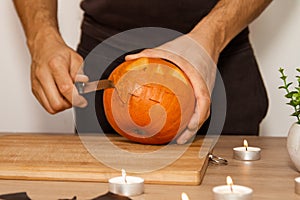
[279, 67, 300, 123]
[291, 111, 300, 117]
[279, 67, 284, 73]
[280, 75, 287, 81]
[285, 91, 298, 98]
[278, 86, 286, 90]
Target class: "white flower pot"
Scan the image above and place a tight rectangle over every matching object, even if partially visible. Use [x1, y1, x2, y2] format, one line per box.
[287, 123, 300, 171]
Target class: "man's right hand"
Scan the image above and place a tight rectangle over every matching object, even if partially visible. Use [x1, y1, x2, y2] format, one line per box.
[28, 29, 88, 114]
[13, 0, 89, 114]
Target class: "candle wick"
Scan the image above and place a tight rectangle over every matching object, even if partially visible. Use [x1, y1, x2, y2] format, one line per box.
[246, 146, 248, 151]
[123, 174, 127, 184]
[230, 184, 233, 193]
[122, 169, 127, 184]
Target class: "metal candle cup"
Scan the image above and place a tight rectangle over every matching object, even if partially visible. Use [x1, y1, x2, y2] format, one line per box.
[109, 175, 144, 196]
[233, 140, 261, 161]
[213, 176, 253, 200]
[213, 185, 253, 200]
[233, 147, 261, 161]
[295, 177, 300, 195]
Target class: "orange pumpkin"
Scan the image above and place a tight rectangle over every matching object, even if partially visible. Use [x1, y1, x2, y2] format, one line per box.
[103, 57, 195, 144]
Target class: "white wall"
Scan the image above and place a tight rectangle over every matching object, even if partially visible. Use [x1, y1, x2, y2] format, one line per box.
[0, 0, 82, 133]
[0, 0, 299, 136]
[250, 0, 300, 136]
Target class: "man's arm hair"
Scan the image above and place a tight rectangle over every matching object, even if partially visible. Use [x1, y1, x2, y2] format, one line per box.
[13, 0, 87, 114]
[13, 0, 61, 50]
[189, 0, 272, 61]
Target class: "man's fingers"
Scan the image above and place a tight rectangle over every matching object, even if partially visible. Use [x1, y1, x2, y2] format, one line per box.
[70, 52, 84, 80]
[68, 53, 89, 108]
[72, 86, 88, 108]
[125, 53, 144, 61]
[126, 49, 170, 61]
[75, 74, 89, 82]
[176, 93, 211, 144]
[31, 78, 56, 114]
[125, 49, 164, 60]
[176, 71, 210, 144]
[50, 60, 87, 108]
[37, 69, 71, 112]
[177, 129, 197, 145]
[188, 94, 211, 130]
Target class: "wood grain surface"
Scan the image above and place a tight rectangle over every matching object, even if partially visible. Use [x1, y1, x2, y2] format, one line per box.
[0, 136, 299, 199]
[0, 133, 212, 185]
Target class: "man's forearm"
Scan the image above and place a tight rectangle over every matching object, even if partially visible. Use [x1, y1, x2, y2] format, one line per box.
[13, 0, 61, 50]
[189, 0, 272, 61]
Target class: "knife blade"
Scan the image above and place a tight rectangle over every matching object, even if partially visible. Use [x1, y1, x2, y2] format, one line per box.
[75, 79, 114, 94]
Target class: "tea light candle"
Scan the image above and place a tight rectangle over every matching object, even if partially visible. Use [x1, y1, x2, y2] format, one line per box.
[233, 140, 261, 161]
[213, 176, 253, 200]
[295, 177, 300, 195]
[109, 169, 144, 196]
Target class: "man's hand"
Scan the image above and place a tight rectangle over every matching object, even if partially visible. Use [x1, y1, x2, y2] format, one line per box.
[125, 0, 272, 144]
[29, 30, 87, 114]
[13, 0, 88, 114]
[126, 35, 216, 144]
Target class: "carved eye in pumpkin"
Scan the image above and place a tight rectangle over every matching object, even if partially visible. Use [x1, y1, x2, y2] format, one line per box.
[103, 58, 195, 144]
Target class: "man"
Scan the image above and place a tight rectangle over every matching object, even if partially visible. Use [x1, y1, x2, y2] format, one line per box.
[13, 0, 271, 144]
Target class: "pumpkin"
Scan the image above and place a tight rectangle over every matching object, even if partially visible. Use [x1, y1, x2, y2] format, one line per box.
[103, 57, 195, 144]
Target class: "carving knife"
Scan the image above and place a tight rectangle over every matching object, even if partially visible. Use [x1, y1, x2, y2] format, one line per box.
[75, 80, 114, 94]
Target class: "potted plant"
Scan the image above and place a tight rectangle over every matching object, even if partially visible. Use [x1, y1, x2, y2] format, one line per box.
[279, 67, 300, 171]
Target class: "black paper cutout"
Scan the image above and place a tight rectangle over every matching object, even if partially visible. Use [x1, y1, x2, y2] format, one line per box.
[0, 192, 132, 200]
[91, 192, 132, 200]
[0, 192, 31, 200]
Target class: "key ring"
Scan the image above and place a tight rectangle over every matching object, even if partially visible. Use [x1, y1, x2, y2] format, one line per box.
[209, 153, 228, 165]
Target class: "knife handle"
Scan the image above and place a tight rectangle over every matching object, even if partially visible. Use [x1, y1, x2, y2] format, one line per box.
[75, 82, 85, 94]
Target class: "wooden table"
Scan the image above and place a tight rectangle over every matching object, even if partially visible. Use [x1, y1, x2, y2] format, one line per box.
[0, 135, 299, 200]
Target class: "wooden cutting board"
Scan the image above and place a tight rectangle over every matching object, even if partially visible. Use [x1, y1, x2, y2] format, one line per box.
[0, 133, 213, 185]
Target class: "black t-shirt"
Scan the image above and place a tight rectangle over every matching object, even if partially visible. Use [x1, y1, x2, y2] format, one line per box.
[76, 0, 268, 135]
[80, 0, 249, 54]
